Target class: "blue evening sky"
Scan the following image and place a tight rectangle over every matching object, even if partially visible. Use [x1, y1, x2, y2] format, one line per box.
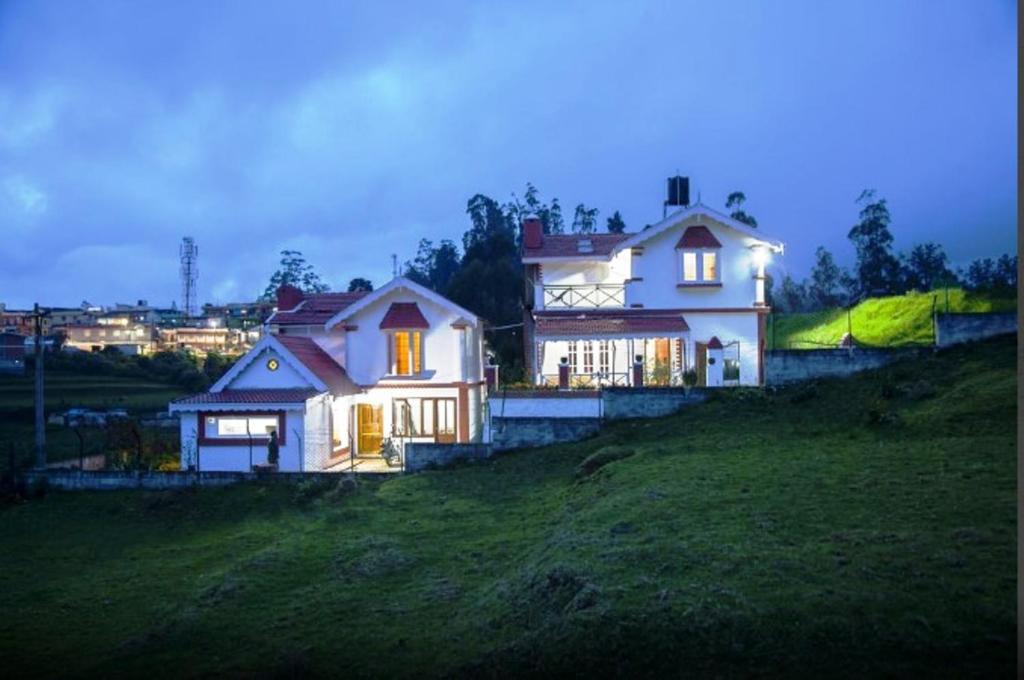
[0, 1, 1016, 308]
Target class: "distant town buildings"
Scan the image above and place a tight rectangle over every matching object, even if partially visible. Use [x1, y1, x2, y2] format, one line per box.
[0, 297, 275, 362]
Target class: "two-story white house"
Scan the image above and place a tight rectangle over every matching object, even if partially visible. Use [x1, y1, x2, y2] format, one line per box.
[169, 277, 486, 472]
[522, 179, 783, 388]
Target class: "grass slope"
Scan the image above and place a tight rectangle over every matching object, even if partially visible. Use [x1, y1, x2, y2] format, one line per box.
[0, 337, 1016, 678]
[768, 288, 1016, 349]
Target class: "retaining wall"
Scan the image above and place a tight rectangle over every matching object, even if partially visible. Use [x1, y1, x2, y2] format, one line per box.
[490, 416, 602, 451]
[602, 387, 706, 419]
[765, 347, 930, 385]
[404, 443, 492, 472]
[935, 312, 1016, 347]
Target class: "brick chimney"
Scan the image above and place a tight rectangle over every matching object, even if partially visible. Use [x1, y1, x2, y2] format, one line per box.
[522, 215, 543, 249]
[276, 284, 304, 312]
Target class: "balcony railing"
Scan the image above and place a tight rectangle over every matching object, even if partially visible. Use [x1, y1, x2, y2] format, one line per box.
[540, 371, 631, 388]
[542, 284, 625, 309]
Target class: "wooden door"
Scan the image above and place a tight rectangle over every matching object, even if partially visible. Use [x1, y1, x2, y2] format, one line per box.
[654, 338, 670, 385]
[696, 342, 708, 387]
[357, 404, 383, 456]
[434, 398, 457, 444]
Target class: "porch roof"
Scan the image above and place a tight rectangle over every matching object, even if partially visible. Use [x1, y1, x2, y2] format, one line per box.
[534, 309, 689, 339]
[170, 388, 324, 412]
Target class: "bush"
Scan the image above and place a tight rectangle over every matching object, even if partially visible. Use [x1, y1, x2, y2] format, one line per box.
[576, 446, 635, 478]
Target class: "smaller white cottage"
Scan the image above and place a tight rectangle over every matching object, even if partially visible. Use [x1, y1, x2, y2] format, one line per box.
[169, 277, 486, 472]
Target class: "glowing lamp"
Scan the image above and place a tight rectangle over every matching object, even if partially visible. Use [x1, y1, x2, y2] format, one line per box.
[751, 245, 771, 268]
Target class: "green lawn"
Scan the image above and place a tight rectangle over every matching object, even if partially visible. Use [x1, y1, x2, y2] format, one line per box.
[0, 371, 186, 466]
[768, 288, 1016, 349]
[0, 337, 1015, 678]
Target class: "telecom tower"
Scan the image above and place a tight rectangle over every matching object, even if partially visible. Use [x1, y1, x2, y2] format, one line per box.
[180, 237, 198, 318]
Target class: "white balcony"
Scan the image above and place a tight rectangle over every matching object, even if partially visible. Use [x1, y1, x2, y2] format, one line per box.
[541, 283, 625, 309]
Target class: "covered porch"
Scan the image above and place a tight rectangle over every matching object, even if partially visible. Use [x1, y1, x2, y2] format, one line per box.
[532, 309, 692, 388]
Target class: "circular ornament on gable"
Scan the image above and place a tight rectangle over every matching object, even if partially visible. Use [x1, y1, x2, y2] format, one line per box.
[267, 358, 280, 371]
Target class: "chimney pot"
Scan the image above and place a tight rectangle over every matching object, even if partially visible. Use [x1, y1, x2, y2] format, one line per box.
[522, 215, 544, 249]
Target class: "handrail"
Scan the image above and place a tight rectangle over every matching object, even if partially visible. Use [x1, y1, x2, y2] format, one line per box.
[542, 283, 625, 309]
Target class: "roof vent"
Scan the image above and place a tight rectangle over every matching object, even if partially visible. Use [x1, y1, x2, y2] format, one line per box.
[577, 238, 594, 254]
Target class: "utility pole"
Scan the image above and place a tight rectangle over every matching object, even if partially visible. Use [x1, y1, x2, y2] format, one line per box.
[33, 303, 45, 469]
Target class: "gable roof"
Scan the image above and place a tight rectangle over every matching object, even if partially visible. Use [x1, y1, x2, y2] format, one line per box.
[612, 203, 784, 255]
[324, 277, 479, 331]
[275, 335, 357, 394]
[675, 225, 722, 249]
[521, 233, 631, 262]
[379, 302, 430, 329]
[209, 334, 357, 395]
[267, 291, 368, 326]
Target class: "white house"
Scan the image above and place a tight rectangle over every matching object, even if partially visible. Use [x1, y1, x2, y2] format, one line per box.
[169, 277, 486, 472]
[522, 178, 784, 388]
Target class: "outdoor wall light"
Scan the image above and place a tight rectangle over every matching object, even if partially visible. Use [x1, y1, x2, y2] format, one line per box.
[750, 245, 771, 268]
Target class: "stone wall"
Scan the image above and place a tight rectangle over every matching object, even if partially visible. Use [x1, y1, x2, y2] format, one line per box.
[21, 469, 378, 491]
[602, 387, 706, 420]
[765, 347, 930, 385]
[404, 443, 492, 472]
[935, 312, 1016, 348]
[490, 416, 602, 451]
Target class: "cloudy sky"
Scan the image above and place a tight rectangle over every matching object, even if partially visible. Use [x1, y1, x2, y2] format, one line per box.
[0, 0, 1016, 309]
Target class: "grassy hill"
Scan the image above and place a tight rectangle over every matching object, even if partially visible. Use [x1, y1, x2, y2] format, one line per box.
[768, 288, 1016, 349]
[0, 336, 1016, 678]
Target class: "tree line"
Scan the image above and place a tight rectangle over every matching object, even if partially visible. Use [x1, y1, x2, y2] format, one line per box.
[771, 190, 1017, 312]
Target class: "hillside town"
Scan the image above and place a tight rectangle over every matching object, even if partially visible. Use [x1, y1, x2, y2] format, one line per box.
[0, 298, 270, 374]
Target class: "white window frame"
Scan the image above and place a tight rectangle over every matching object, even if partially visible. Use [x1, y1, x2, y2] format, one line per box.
[678, 248, 721, 284]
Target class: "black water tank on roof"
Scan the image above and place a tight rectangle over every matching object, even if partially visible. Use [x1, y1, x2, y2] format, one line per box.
[666, 176, 690, 207]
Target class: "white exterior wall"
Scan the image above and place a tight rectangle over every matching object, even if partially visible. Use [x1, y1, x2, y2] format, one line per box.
[626, 214, 761, 310]
[230, 348, 310, 389]
[330, 395, 352, 454]
[343, 289, 472, 386]
[186, 408, 306, 472]
[490, 395, 602, 418]
[684, 312, 762, 386]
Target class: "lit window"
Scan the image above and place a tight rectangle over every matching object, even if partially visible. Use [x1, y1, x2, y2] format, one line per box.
[205, 414, 280, 439]
[598, 340, 610, 374]
[392, 398, 455, 440]
[703, 252, 717, 281]
[391, 331, 422, 375]
[681, 250, 720, 283]
[682, 252, 698, 281]
[567, 341, 578, 371]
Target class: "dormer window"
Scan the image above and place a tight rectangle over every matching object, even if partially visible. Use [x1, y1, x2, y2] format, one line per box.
[676, 226, 722, 286]
[379, 302, 430, 377]
[390, 330, 422, 375]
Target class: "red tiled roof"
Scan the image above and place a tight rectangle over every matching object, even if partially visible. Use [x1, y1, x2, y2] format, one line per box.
[379, 302, 429, 329]
[522, 233, 631, 259]
[173, 388, 322, 405]
[267, 291, 368, 326]
[275, 335, 357, 394]
[675, 225, 722, 249]
[707, 336, 723, 349]
[534, 309, 689, 337]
